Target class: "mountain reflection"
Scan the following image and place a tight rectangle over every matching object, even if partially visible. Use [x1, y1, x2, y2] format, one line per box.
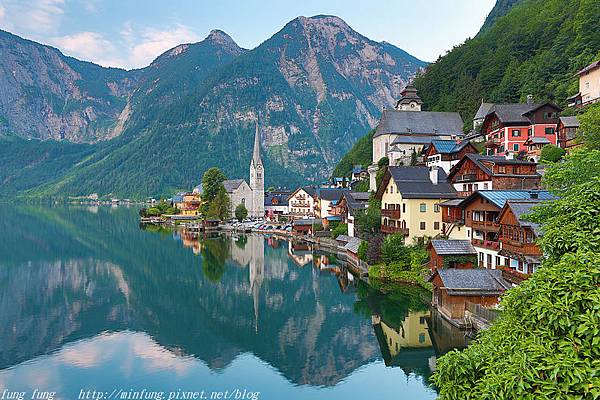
[0, 207, 466, 391]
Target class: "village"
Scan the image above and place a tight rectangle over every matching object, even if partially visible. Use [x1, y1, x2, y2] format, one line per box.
[140, 58, 598, 330]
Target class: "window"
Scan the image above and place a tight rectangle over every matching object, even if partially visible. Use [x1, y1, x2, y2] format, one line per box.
[545, 127, 555, 135]
[499, 145, 505, 153]
[434, 221, 440, 230]
[434, 204, 440, 213]
[495, 256, 501, 268]
[511, 129, 521, 137]
[420, 222, 426, 230]
[487, 254, 492, 268]
[419, 333, 426, 344]
[500, 131, 505, 138]
[419, 203, 427, 212]
[241, 198, 245, 206]
[484, 183, 489, 190]
[499, 166, 506, 174]
[402, 204, 406, 213]
[390, 185, 393, 194]
[513, 143, 519, 151]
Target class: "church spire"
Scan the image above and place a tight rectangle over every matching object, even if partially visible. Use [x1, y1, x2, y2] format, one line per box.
[252, 120, 262, 165]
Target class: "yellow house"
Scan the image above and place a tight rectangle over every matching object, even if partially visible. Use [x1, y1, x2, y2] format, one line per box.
[568, 60, 600, 107]
[375, 166, 458, 243]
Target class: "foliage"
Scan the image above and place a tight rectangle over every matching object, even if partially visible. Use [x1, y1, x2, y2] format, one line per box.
[202, 167, 227, 204]
[207, 189, 231, 221]
[377, 157, 389, 168]
[433, 146, 600, 398]
[358, 241, 368, 261]
[364, 234, 384, 264]
[312, 223, 324, 232]
[380, 233, 408, 264]
[355, 196, 381, 235]
[410, 149, 418, 166]
[234, 203, 248, 221]
[578, 102, 600, 149]
[413, 0, 600, 128]
[330, 222, 348, 239]
[442, 254, 478, 268]
[332, 129, 375, 177]
[540, 144, 566, 163]
[140, 200, 178, 217]
[353, 179, 370, 192]
[370, 243, 431, 289]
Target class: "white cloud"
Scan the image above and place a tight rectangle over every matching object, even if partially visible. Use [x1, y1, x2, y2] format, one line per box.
[49, 31, 124, 67]
[81, 0, 99, 13]
[127, 24, 201, 68]
[0, 0, 65, 34]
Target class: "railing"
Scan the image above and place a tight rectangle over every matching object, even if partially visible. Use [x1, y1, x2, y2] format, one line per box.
[471, 238, 500, 250]
[499, 266, 531, 284]
[455, 174, 477, 183]
[466, 302, 500, 323]
[470, 220, 500, 231]
[457, 191, 473, 197]
[442, 215, 464, 224]
[500, 239, 542, 256]
[381, 225, 409, 235]
[381, 209, 401, 219]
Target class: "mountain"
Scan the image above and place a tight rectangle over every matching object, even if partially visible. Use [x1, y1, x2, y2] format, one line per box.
[0, 30, 140, 143]
[0, 15, 426, 198]
[478, 0, 523, 33]
[333, 0, 600, 176]
[413, 0, 600, 126]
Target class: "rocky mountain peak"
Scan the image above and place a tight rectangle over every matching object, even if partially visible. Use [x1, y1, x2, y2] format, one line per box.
[206, 29, 242, 53]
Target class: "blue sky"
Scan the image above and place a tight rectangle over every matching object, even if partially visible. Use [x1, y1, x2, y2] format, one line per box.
[0, 0, 496, 70]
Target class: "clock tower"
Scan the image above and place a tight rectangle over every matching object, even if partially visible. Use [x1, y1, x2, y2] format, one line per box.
[249, 121, 265, 219]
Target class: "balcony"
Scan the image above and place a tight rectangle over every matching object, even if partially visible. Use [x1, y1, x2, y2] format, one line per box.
[500, 239, 542, 256]
[470, 220, 500, 231]
[381, 209, 401, 219]
[454, 173, 477, 183]
[442, 214, 464, 224]
[471, 238, 500, 251]
[381, 225, 409, 235]
[499, 266, 531, 285]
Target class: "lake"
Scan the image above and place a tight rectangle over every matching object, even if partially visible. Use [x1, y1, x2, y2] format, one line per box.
[0, 206, 468, 400]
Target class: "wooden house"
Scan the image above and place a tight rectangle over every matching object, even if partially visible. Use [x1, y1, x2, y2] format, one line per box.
[428, 240, 477, 272]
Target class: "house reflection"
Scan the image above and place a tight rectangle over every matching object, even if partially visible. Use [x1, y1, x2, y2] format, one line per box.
[287, 240, 314, 267]
[372, 311, 435, 379]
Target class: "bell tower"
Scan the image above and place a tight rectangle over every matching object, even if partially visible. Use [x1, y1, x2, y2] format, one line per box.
[249, 121, 265, 218]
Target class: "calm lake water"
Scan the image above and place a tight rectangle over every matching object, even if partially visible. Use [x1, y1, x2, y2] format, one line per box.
[0, 206, 468, 400]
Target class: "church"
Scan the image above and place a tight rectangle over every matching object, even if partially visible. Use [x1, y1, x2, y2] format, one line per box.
[221, 122, 265, 219]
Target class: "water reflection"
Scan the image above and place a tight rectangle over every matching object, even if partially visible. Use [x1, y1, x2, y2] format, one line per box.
[0, 207, 468, 399]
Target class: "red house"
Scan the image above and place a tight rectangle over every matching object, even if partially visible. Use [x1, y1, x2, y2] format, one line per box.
[428, 240, 477, 272]
[481, 100, 561, 159]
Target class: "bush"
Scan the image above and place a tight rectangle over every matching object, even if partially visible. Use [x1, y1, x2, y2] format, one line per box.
[365, 234, 384, 264]
[330, 222, 348, 239]
[358, 241, 368, 261]
[540, 144, 566, 162]
[235, 203, 248, 221]
[380, 233, 410, 265]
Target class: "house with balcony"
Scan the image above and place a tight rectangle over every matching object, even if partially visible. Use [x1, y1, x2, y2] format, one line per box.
[557, 116, 581, 150]
[440, 190, 553, 272]
[315, 187, 348, 226]
[287, 186, 317, 220]
[480, 99, 561, 159]
[375, 166, 457, 242]
[447, 154, 541, 197]
[567, 60, 600, 108]
[424, 139, 478, 173]
[172, 192, 201, 216]
[264, 190, 291, 221]
[497, 200, 545, 276]
[329, 191, 370, 237]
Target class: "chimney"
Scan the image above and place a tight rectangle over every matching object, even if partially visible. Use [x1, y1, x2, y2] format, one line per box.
[526, 94, 534, 105]
[430, 166, 439, 185]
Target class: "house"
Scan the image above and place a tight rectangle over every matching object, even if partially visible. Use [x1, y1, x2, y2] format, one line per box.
[351, 165, 369, 182]
[557, 116, 581, 149]
[428, 240, 477, 272]
[292, 218, 322, 235]
[172, 192, 201, 216]
[288, 186, 317, 220]
[424, 139, 478, 173]
[428, 269, 510, 323]
[330, 191, 370, 237]
[315, 188, 348, 221]
[343, 236, 363, 263]
[441, 190, 553, 271]
[567, 60, 600, 107]
[473, 102, 494, 130]
[497, 200, 545, 276]
[447, 154, 541, 197]
[264, 191, 291, 221]
[375, 166, 457, 241]
[370, 86, 464, 190]
[481, 99, 561, 159]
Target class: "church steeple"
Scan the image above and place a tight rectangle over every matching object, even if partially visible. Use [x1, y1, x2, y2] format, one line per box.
[249, 119, 265, 219]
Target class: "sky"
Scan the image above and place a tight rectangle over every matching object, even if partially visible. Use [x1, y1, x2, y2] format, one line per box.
[0, 0, 496, 70]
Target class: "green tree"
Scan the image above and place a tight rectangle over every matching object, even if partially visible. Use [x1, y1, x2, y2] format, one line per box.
[355, 196, 381, 235]
[578, 102, 600, 149]
[380, 234, 410, 265]
[208, 189, 231, 221]
[542, 149, 600, 193]
[235, 203, 248, 221]
[410, 149, 418, 166]
[540, 144, 566, 163]
[201, 167, 227, 203]
[330, 222, 348, 239]
[433, 148, 600, 399]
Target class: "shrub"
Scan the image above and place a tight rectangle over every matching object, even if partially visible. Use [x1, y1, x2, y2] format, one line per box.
[330, 222, 348, 239]
[235, 203, 248, 221]
[358, 241, 368, 261]
[540, 144, 566, 162]
[380, 233, 410, 266]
